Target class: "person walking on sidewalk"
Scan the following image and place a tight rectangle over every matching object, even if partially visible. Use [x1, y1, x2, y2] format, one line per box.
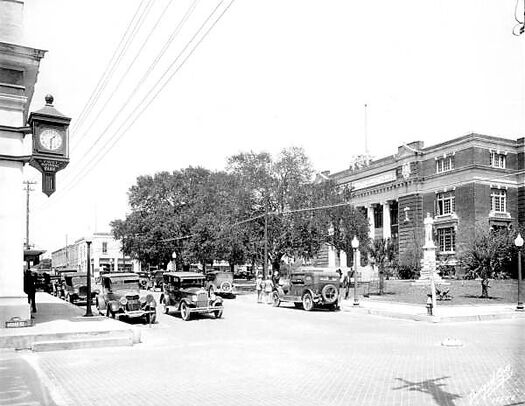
[24, 270, 37, 313]
[264, 273, 274, 304]
[256, 273, 263, 303]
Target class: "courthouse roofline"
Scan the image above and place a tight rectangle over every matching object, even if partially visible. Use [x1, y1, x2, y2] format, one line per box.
[329, 133, 522, 182]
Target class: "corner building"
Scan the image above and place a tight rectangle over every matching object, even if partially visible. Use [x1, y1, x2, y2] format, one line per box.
[325, 133, 524, 269]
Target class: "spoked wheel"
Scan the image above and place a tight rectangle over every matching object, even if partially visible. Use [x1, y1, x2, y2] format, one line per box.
[272, 292, 280, 307]
[213, 302, 223, 319]
[180, 302, 191, 321]
[302, 292, 314, 311]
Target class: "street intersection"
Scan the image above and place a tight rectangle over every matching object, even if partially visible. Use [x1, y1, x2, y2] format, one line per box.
[1, 294, 524, 406]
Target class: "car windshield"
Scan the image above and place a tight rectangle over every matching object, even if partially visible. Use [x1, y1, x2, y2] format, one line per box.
[111, 278, 140, 290]
[180, 278, 204, 288]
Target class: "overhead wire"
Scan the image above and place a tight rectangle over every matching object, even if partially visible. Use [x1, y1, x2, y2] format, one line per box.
[71, 0, 178, 154]
[71, 0, 154, 136]
[55, 0, 233, 198]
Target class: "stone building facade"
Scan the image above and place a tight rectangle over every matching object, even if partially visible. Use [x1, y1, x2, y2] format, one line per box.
[321, 133, 524, 270]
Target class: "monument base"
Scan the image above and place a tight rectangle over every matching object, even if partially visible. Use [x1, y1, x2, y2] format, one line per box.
[0, 296, 30, 329]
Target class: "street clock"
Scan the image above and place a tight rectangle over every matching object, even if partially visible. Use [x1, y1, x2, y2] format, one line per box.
[27, 95, 71, 196]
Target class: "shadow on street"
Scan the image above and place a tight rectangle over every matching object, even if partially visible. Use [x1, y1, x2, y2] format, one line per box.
[393, 376, 461, 406]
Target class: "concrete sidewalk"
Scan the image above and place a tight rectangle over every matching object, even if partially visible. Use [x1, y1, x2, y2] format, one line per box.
[237, 292, 525, 322]
[340, 297, 525, 322]
[0, 292, 140, 351]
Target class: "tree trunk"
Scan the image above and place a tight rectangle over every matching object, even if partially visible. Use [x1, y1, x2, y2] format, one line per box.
[481, 278, 489, 298]
[379, 266, 384, 295]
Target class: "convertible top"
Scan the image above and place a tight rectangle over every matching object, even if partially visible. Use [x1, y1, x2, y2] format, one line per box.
[164, 272, 204, 279]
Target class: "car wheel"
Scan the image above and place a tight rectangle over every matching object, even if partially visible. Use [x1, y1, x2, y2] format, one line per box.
[321, 284, 338, 304]
[213, 302, 223, 319]
[180, 302, 191, 321]
[107, 307, 115, 319]
[302, 292, 314, 311]
[271, 292, 280, 307]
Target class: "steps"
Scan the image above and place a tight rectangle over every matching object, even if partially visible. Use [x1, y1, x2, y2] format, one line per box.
[32, 336, 133, 352]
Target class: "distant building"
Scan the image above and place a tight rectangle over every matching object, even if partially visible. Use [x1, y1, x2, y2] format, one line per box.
[52, 232, 137, 277]
[316, 133, 524, 271]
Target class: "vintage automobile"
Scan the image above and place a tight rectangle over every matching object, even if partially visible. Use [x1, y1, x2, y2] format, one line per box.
[96, 273, 157, 323]
[205, 271, 235, 298]
[271, 268, 340, 311]
[137, 271, 150, 290]
[160, 272, 223, 321]
[64, 273, 99, 304]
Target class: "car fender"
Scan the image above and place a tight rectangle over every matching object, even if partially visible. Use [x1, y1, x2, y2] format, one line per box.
[109, 300, 120, 312]
[302, 289, 318, 301]
[213, 297, 223, 306]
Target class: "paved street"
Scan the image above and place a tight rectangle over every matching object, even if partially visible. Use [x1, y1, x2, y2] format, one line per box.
[1, 295, 524, 406]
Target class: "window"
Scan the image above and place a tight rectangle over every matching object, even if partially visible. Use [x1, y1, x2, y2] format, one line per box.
[438, 227, 456, 252]
[436, 156, 454, 173]
[373, 205, 383, 228]
[490, 152, 506, 168]
[436, 191, 455, 216]
[491, 189, 507, 213]
[102, 241, 108, 254]
[390, 202, 398, 226]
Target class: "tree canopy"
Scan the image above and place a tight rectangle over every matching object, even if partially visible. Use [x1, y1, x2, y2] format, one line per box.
[112, 147, 369, 273]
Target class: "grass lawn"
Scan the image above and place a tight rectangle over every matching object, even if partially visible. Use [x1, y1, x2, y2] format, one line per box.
[362, 279, 521, 306]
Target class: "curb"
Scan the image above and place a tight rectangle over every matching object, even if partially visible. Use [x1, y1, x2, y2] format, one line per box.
[341, 304, 525, 323]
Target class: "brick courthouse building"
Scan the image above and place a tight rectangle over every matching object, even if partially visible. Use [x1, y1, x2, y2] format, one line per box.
[319, 133, 524, 272]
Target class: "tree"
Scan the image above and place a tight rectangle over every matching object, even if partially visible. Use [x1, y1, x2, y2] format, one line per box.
[460, 228, 519, 298]
[368, 238, 396, 294]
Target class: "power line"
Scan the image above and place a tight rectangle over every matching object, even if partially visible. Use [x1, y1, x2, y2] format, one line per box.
[71, 0, 154, 136]
[54, 0, 233, 198]
[70, 0, 199, 157]
[71, 0, 179, 154]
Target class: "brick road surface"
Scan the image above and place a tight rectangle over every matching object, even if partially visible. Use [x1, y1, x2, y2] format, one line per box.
[4, 294, 525, 406]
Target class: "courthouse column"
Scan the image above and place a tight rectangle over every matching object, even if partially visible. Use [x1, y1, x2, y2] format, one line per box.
[367, 205, 375, 241]
[382, 202, 391, 239]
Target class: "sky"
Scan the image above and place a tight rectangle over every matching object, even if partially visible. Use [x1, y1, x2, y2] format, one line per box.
[17, 0, 525, 254]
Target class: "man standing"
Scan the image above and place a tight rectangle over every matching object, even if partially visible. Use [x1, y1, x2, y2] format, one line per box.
[256, 273, 263, 303]
[24, 270, 37, 313]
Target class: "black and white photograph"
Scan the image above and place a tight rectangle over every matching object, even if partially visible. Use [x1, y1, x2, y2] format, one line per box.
[0, 1, 524, 405]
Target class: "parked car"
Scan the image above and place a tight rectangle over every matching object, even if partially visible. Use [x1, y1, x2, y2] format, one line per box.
[96, 273, 157, 323]
[160, 272, 223, 321]
[64, 273, 99, 304]
[272, 268, 340, 311]
[137, 272, 150, 290]
[205, 271, 235, 298]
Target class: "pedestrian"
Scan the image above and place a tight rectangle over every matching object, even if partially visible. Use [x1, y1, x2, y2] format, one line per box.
[264, 273, 274, 304]
[256, 273, 263, 303]
[272, 270, 280, 288]
[24, 270, 37, 313]
[343, 271, 350, 300]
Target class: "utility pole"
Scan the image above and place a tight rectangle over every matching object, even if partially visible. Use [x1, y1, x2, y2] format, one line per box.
[264, 204, 268, 279]
[23, 180, 37, 250]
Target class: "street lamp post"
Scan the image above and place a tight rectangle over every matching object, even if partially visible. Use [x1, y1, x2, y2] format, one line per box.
[351, 236, 360, 306]
[515, 233, 524, 311]
[84, 239, 93, 317]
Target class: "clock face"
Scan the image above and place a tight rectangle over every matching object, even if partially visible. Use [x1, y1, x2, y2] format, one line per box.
[39, 129, 63, 151]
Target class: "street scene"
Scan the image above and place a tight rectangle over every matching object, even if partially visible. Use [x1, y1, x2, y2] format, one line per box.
[1, 1, 525, 406]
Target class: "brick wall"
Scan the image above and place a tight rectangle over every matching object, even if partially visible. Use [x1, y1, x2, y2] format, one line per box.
[398, 193, 424, 266]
